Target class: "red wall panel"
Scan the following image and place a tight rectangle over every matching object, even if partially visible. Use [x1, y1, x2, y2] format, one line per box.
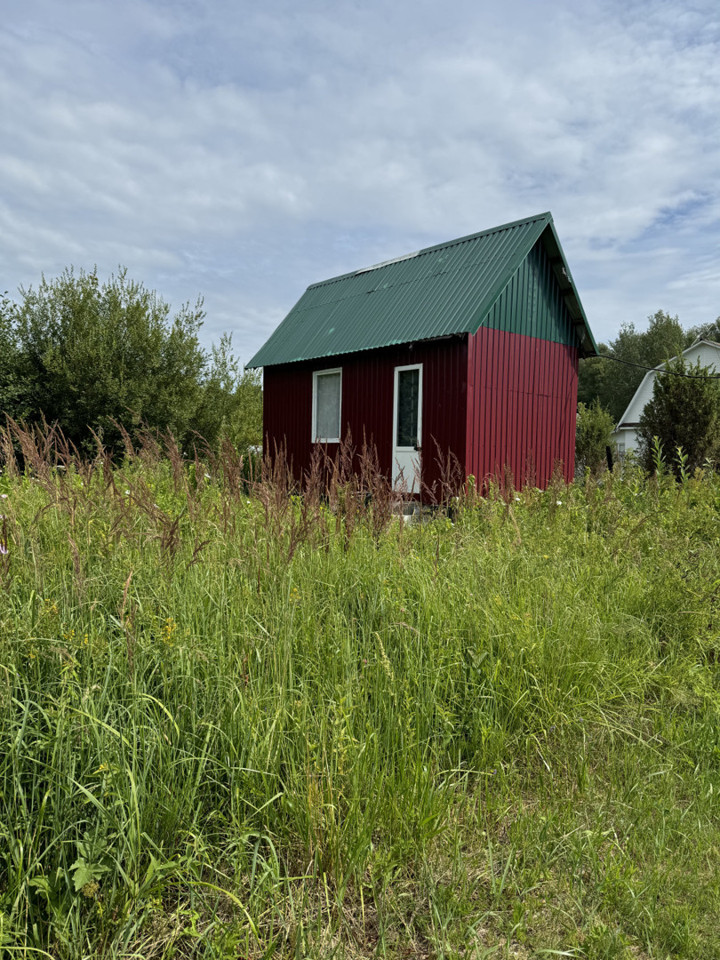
[465, 326, 578, 489]
[263, 338, 468, 494]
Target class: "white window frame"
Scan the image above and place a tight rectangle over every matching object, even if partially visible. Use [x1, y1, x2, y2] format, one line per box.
[311, 367, 342, 443]
[392, 363, 423, 450]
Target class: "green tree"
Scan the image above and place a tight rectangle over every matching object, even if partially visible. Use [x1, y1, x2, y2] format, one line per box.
[0, 293, 24, 420]
[12, 268, 206, 453]
[3, 268, 262, 456]
[575, 400, 616, 476]
[194, 334, 263, 452]
[576, 342, 612, 409]
[578, 310, 690, 422]
[637, 357, 720, 476]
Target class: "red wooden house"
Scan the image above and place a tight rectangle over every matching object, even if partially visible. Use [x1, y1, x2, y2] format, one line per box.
[247, 212, 597, 493]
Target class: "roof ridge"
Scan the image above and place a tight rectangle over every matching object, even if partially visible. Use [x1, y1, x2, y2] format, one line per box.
[415, 211, 553, 258]
[307, 212, 553, 290]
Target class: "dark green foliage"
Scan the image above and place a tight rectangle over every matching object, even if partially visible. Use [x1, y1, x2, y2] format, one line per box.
[575, 399, 615, 476]
[638, 357, 720, 475]
[579, 310, 692, 422]
[608, 310, 687, 420]
[192, 333, 263, 454]
[576, 342, 612, 409]
[12, 268, 207, 453]
[0, 293, 31, 421]
[1, 268, 262, 456]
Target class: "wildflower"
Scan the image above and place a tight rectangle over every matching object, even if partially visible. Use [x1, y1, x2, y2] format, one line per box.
[0, 544, 7, 555]
[124, 490, 130, 496]
[0, 494, 6, 499]
[556, 500, 562, 506]
[161, 617, 177, 643]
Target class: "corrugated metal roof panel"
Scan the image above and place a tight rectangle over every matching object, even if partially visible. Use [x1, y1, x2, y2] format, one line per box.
[248, 212, 596, 367]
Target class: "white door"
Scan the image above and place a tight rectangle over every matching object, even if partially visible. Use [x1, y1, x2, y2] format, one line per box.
[392, 364, 423, 493]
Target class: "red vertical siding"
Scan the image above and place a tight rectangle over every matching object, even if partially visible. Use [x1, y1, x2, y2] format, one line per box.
[465, 326, 578, 489]
[264, 329, 578, 494]
[263, 338, 468, 494]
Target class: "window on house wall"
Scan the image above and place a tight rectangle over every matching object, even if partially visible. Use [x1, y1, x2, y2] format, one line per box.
[312, 368, 342, 442]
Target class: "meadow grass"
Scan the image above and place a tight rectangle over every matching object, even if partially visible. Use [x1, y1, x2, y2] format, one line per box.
[1, 429, 720, 958]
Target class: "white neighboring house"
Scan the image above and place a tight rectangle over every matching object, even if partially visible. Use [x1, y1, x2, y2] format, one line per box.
[612, 340, 720, 456]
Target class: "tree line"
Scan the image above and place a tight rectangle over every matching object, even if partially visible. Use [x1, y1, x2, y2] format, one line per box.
[0, 268, 262, 457]
[578, 309, 720, 422]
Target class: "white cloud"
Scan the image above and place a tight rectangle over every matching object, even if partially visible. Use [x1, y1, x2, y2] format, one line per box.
[1, 0, 719, 361]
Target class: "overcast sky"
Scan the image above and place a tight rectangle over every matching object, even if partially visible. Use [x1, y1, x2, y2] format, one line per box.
[2, 0, 719, 362]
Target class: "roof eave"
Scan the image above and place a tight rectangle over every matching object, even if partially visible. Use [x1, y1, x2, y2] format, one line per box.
[249, 332, 467, 369]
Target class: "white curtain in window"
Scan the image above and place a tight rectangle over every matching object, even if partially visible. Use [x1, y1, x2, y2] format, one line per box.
[315, 372, 341, 439]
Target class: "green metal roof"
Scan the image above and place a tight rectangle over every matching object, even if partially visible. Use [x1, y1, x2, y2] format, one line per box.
[248, 212, 597, 367]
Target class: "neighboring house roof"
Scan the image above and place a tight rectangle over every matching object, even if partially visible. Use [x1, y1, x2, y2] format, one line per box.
[248, 212, 596, 368]
[614, 340, 720, 429]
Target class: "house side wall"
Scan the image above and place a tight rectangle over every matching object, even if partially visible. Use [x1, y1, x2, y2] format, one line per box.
[613, 426, 640, 456]
[466, 328, 579, 489]
[262, 338, 468, 493]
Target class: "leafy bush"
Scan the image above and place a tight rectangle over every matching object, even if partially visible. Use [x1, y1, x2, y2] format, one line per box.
[576, 399, 615, 476]
[578, 309, 689, 421]
[1, 268, 261, 456]
[638, 356, 720, 476]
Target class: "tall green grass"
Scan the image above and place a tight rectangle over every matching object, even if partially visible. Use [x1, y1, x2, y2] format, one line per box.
[1, 428, 719, 958]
